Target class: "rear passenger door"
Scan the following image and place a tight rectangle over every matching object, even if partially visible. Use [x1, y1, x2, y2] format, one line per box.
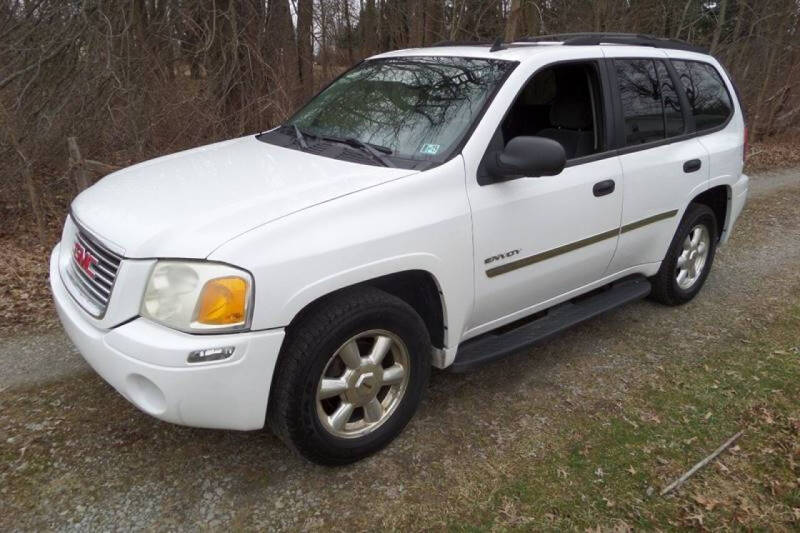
[603, 50, 710, 274]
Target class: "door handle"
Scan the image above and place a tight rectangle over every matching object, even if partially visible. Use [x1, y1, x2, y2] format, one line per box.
[593, 179, 616, 197]
[683, 159, 702, 173]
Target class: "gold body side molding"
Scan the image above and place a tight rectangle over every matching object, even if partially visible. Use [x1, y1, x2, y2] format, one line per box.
[485, 209, 679, 278]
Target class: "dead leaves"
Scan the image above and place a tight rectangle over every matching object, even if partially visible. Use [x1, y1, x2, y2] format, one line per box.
[692, 494, 722, 512]
[0, 237, 56, 336]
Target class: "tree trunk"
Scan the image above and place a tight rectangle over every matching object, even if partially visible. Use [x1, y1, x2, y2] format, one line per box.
[266, 0, 299, 111]
[23, 161, 47, 246]
[409, 0, 424, 47]
[342, 0, 355, 64]
[362, 0, 379, 55]
[709, 0, 728, 54]
[504, 0, 522, 41]
[297, 0, 313, 101]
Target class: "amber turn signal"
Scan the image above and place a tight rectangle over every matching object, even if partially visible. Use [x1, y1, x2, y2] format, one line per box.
[195, 277, 248, 325]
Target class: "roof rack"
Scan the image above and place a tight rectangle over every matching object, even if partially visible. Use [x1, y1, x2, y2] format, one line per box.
[426, 33, 706, 54]
[517, 33, 706, 53]
[428, 39, 495, 48]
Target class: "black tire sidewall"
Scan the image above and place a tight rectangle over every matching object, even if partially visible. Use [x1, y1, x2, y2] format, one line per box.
[285, 294, 430, 464]
[662, 204, 718, 303]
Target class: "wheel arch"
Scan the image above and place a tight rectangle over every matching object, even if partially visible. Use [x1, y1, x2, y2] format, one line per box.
[285, 269, 447, 351]
[690, 185, 730, 241]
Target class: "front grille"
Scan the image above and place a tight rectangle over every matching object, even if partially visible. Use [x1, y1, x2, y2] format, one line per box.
[66, 223, 122, 317]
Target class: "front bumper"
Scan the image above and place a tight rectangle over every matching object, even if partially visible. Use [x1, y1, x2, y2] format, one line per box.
[49, 246, 284, 430]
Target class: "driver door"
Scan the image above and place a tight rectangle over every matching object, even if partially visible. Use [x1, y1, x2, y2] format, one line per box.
[464, 59, 624, 334]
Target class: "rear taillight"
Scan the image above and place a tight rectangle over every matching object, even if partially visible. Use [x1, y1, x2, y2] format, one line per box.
[743, 126, 749, 164]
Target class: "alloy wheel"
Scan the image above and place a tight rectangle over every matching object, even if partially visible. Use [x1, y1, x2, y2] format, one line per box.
[315, 330, 410, 439]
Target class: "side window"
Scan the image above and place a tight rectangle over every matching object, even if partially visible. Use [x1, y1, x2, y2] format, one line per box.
[615, 59, 664, 145]
[672, 60, 733, 131]
[655, 60, 684, 137]
[499, 61, 605, 160]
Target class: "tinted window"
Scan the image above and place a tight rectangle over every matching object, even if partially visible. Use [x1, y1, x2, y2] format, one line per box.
[286, 57, 516, 165]
[672, 60, 733, 131]
[501, 62, 604, 160]
[655, 60, 684, 137]
[615, 59, 664, 145]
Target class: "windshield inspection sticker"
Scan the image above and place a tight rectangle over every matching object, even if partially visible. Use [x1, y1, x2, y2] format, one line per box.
[420, 144, 441, 155]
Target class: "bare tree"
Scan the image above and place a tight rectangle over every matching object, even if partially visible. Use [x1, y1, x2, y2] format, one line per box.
[1, 0, 798, 241]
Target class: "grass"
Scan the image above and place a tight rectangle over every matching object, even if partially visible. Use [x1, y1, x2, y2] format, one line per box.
[2, 263, 799, 529]
[446, 303, 800, 530]
[3, 301, 799, 530]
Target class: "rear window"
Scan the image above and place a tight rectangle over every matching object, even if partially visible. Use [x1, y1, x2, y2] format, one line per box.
[671, 60, 733, 131]
[614, 58, 685, 146]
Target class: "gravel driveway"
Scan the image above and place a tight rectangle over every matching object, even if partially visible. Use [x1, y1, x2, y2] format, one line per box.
[2, 168, 799, 530]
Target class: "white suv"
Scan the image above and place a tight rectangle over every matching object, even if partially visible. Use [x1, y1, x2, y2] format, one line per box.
[50, 34, 748, 464]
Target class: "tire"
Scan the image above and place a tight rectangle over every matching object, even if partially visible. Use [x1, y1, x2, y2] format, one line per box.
[267, 287, 431, 465]
[650, 203, 718, 306]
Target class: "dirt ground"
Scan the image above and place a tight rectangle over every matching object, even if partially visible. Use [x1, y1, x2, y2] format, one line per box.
[1, 168, 799, 530]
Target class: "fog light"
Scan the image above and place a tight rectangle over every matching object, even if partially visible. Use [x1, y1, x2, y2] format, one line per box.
[187, 346, 234, 364]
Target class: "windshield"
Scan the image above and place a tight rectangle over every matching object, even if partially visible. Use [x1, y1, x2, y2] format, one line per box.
[283, 57, 516, 166]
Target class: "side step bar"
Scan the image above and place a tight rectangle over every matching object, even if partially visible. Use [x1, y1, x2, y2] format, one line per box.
[449, 276, 652, 373]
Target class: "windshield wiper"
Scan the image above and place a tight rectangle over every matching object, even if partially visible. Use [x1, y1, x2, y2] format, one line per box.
[321, 135, 395, 168]
[280, 123, 311, 149]
[277, 123, 314, 150]
[292, 125, 309, 149]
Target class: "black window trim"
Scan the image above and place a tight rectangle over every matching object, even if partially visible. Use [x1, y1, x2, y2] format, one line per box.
[664, 58, 695, 132]
[476, 55, 738, 179]
[611, 57, 682, 148]
[670, 58, 735, 134]
[477, 57, 620, 183]
[610, 56, 736, 158]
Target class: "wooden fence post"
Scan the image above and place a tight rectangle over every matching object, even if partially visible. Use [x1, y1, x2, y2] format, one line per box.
[67, 136, 91, 192]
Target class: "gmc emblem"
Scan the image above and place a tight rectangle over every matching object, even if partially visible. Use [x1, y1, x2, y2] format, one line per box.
[73, 241, 97, 279]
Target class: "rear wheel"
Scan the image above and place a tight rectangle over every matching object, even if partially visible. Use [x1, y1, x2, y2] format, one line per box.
[650, 203, 718, 305]
[267, 287, 431, 465]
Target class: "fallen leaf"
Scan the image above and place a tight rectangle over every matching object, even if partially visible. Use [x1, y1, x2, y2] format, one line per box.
[693, 494, 721, 511]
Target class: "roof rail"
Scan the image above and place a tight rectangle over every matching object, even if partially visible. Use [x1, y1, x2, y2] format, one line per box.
[428, 39, 494, 48]
[517, 33, 706, 53]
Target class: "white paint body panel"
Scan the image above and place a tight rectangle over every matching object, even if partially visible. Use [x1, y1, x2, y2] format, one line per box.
[609, 138, 710, 271]
[50, 247, 283, 430]
[210, 157, 473, 357]
[50, 43, 748, 431]
[71, 135, 417, 258]
[466, 156, 624, 333]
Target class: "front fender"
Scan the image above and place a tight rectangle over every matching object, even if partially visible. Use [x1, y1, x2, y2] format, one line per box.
[209, 157, 474, 352]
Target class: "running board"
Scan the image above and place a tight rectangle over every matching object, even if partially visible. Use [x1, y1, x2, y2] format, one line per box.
[450, 276, 652, 373]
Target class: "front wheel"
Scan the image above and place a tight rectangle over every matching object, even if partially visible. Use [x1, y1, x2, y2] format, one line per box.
[650, 203, 718, 306]
[267, 287, 431, 465]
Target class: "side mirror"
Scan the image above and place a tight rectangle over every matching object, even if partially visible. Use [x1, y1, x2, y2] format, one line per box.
[486, 136, 566, 180]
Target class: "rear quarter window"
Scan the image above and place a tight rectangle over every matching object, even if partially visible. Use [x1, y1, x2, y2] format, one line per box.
[615, 58, 665, 145]
[671, 60, 733, 131]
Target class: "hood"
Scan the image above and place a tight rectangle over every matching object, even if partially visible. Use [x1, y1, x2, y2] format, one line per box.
[71, 136, 417, 258]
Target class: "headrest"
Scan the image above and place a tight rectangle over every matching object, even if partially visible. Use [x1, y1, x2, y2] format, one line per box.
[549, 96, 591, 130]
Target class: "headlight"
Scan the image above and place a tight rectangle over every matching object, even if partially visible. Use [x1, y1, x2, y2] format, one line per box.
[141, 261, 253, 333]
